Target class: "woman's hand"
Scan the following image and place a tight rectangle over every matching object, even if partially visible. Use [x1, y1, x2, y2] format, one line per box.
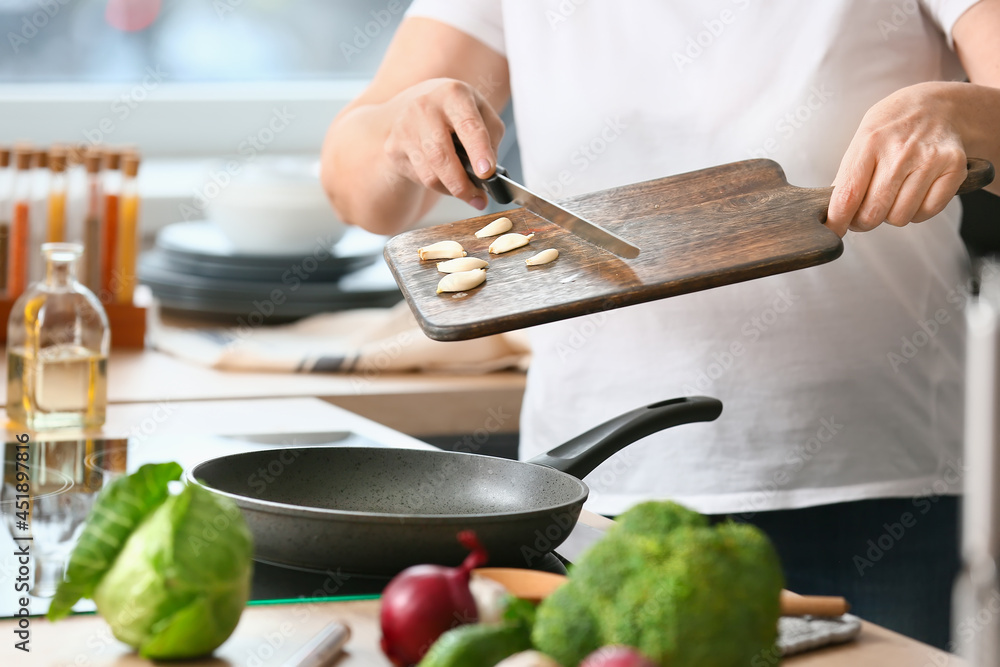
[827, 82, 968, 237]
[322, 17, 510, 235]
[384, 77, 505, 211]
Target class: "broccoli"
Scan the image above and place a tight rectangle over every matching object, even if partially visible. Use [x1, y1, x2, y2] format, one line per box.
[532, 501, 783, 667]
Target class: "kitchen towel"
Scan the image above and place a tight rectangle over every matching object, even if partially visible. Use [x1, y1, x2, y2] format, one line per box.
[147, 301, 531, 374]
[778, 614, 863, 656]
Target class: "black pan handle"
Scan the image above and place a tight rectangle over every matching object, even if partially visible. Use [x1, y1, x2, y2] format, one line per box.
[452, 134, 514, 204]
[527, 396, 723, 480]
[958, 158, 995, 195]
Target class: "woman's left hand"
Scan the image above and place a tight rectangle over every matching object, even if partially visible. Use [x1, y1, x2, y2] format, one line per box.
[826, 82, 968, 238]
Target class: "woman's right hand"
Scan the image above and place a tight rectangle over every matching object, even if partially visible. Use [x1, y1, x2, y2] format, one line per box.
[323, 17, 510, 235]
[383, 77, 505, 211]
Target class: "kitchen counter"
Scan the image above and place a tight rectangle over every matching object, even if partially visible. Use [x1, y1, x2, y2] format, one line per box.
[0, 396, 437, 451]
[2, 598, 963, 666]
[0, 398, 965, 666]
[0, 346, 528, 438]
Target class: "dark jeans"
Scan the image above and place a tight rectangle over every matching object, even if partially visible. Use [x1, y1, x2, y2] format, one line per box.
[709, 496, 960, 650]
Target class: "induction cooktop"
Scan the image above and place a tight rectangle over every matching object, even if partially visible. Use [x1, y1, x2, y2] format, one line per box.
[0, 432, 588, 619]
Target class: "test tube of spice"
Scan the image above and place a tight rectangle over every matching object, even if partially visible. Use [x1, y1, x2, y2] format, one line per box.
[81, 148, 103, 293]
[0, 146, 10, 292]
[28, 148, 50, 285]
[67, 144, 87, 172]
[115, 151, 140, 304]
[8, 145, 33, 300]
[29, 147, 49, 282]
[47, 146, 68, 243]
[32, 147, 49, 215]
[66, 144, 87, 243]
[100, 147, 122, 298]
[32, 147, 48, 173]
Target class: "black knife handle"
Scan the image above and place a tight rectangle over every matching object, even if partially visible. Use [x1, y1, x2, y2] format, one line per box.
[452, 135, 513, 204]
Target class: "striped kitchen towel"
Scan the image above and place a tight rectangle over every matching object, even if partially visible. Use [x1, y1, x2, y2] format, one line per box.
[148, 300, 531, 374]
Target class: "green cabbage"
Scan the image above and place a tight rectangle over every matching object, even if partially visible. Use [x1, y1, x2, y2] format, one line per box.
[48, 462, 254, 659]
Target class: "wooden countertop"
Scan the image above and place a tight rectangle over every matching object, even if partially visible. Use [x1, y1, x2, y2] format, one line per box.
[0, 347, 528, 437]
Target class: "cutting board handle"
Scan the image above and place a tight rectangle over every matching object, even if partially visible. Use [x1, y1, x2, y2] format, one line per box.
[813, 157, 994, 224]
[960, 158, 996, 195]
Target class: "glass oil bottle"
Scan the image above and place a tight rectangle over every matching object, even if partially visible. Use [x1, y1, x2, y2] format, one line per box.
[6, 243, 109, 430]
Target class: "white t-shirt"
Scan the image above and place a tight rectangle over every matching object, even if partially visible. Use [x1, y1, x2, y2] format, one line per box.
[406, 0, 980, 515]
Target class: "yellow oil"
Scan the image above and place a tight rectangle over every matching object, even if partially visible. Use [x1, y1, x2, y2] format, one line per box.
[7, 345, 107, 430]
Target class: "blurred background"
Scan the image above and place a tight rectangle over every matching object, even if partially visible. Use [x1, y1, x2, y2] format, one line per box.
[0, 0, 436, 237]
[0, 0, 517, 234]
[0, 0, 515, 321]
[0, 0, 405, 83]
[0, 0, 419, 158]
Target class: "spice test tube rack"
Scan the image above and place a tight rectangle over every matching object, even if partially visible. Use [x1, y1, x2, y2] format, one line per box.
[0, 143, 146, 348]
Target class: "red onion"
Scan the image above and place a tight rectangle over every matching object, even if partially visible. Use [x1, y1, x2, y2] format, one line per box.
[379, 531, 490, 666]
[580, 646, 659, 667]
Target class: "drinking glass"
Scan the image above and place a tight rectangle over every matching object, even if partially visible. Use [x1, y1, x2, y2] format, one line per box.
[0, 440, 114, 597]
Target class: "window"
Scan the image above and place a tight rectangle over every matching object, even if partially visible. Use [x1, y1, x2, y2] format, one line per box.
[0, 0, 507, 232]
[2, 0, 413, 82]
[1, 0, 414, 155]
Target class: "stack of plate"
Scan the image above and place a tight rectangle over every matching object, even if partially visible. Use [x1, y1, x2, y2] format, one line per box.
[139, 221, 402, 321]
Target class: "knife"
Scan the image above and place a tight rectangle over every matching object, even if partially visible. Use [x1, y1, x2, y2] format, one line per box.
[453, 137, 641, 258]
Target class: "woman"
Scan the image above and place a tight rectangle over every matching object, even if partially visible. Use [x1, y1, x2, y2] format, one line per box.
[322, 0, 1000, 648]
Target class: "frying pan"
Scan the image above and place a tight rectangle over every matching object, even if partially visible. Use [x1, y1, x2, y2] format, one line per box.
[187, 395, 722, 575]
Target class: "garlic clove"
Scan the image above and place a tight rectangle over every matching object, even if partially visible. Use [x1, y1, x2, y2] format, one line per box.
[437, 257, 489, 273]
[418, 240, 466, 260]
[489, 233, 534, 255]
[468, 574, 510, 626]
[474, 216, 513, 238]
[436, 268, 486, 294]
[494, 651, 563, 667]
[525, 248, 559, 266]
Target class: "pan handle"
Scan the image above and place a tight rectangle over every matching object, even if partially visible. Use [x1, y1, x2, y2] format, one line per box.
[527, 396, 723, 479]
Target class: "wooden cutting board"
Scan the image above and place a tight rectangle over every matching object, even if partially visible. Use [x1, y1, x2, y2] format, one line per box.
[385, 159, 843, 341]
[3, 599, 389, 667]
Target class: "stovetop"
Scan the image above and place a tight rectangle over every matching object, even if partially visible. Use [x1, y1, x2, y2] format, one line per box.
[0, 431, 590, 618]
[249, 553, 568, 603]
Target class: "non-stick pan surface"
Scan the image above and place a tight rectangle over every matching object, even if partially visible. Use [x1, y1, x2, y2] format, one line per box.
[188, 396, 722, 575]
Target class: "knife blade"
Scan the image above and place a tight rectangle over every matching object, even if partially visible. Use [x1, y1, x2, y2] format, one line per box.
[454, 138, 641, 258]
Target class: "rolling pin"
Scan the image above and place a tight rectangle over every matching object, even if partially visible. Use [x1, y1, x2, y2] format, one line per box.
[475, 569, 851, 617]
[780, 590, 851, 617]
